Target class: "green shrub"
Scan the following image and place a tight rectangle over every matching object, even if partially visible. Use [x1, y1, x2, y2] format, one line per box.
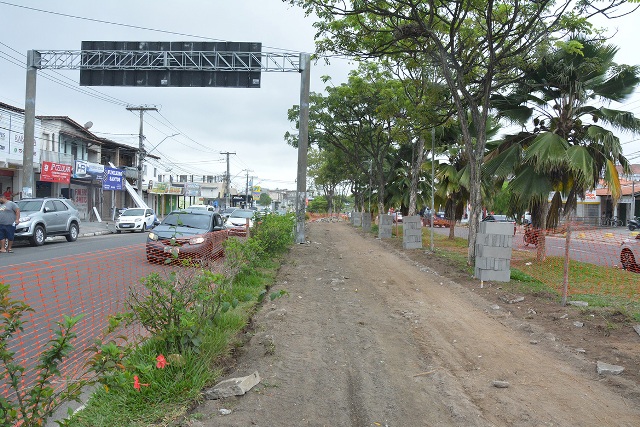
[0, 283, 84, 426]
[126, 270, 224, 354]
[251, 213, 295, 256]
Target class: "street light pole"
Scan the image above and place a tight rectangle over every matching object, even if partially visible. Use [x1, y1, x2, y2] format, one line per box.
[146, 133, 179, 156]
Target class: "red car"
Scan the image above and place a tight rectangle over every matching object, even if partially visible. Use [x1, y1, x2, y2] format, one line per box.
[146, 209, 228, 265]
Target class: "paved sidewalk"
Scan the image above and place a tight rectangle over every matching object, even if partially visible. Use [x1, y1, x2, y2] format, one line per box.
[77, 220, 116, 237]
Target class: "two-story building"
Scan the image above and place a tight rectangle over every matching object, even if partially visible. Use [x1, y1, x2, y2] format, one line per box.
[0, 101, 148, 221]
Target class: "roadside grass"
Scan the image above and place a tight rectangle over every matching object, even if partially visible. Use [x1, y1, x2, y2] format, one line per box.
[67, 267, 277, 427]
[65, 213, 295, 427]
[389, 225, 640, 322]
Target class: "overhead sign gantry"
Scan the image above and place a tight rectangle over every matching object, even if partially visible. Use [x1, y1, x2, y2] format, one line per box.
[22, 42, 310, 243]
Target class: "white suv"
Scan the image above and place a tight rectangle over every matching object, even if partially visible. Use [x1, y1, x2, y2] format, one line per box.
[15, 198, 81, 246]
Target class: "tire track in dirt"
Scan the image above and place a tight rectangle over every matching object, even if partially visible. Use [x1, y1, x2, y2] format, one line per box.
[189, 221, 640, 427]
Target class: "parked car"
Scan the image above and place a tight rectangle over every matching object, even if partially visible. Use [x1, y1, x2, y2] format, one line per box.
[224, 209, 256, 235]
[390, 211, 403, 223]
[620, 233, 640, 273]
[14, 198, 81, 246]
[482, 214, 517, 235]
[220, 207, 237, 219]
[425, 213, 450, 228]
[146, 209, 227, 264]
[115, 208, 156, 233]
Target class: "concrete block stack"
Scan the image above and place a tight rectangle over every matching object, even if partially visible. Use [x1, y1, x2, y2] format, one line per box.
[351, 211, 362, 227]
[362, 212, 372, 231]
[378, 214, 392, 238]
[402, 215, 422, 249]
[474, 222, 513, 282]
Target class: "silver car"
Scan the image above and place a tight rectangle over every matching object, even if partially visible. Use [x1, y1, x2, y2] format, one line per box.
[15, 198, 81, 246]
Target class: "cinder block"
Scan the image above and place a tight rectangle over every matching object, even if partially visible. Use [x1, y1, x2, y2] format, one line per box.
[476, 245, 512, 259]
[477, 269, 511, 282]
[378, 226, 392, 239]
[481, 222, 514, 236]
[379, 214, 393, 226]
[362, 213, 372, 231]
[353, 213, 362, 226]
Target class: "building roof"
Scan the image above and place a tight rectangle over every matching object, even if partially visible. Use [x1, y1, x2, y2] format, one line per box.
[0, 101, 24, 114]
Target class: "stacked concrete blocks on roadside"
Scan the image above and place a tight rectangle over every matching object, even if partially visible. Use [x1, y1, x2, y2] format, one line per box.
[361, 212, 372, 231]
[352, 211, 362, 227]
[475, 222, 513, 282]
[402, 215, 423, 249]
[378, 214, 393, 239]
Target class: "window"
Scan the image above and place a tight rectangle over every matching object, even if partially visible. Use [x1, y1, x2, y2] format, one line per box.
[53, 200, 68, 211]
[43, 133, 51, 151]
[44, 201, 56, 212]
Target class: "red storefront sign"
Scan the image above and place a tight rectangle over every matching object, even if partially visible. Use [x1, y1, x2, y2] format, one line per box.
[41, 161, 72, 183]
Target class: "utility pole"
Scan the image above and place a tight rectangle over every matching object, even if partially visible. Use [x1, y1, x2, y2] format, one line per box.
[21, 50, 39, 199]
[295, 53, 311, 243]
[221, 152, 235, 208]
[245, 170, 254, 208]
[126, 105, 157, 197]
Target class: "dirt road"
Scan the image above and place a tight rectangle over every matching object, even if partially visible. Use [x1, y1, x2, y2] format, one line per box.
[189, 220, 640, 426]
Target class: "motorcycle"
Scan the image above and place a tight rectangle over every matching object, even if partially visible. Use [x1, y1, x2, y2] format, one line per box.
[523, 223, 539, 247]
[629, 216, 639, 231]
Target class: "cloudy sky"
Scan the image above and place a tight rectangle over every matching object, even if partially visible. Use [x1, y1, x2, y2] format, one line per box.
[0, 1, 638, 194]
[0, 0, 356, 192]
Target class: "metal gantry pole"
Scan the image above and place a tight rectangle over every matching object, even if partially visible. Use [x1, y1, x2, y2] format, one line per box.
[295, 53, 311, 244]
[22, 50, 39, 199]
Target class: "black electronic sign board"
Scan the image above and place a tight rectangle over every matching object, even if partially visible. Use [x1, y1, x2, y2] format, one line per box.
[80, 41, 261, 88]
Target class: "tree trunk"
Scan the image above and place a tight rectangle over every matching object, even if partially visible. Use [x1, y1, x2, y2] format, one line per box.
[407, 135, 426, 216]
[561, 210, 574, 306]
[536, 199, 550, 262]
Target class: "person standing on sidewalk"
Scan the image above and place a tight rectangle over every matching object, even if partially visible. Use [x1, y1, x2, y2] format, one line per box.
[3, 187, 15, 200]
[0, 193, 20, 253]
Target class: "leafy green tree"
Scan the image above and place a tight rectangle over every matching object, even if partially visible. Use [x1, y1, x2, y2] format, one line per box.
[287, 63, 407, 215]
[307, 195, 329, 213]
[307, 146, 350, 215]
[286, 0, 637, 265]
[258, 193, 272, 207]
[487, 35, 640, 259]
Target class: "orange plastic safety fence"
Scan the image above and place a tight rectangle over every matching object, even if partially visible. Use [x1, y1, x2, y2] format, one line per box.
[0, 229, 233, 405]
[508, 221, 640, 300]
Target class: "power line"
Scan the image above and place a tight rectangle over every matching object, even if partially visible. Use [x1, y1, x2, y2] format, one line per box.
[0, 1, 308, 55]
[0, 42, 132, 107]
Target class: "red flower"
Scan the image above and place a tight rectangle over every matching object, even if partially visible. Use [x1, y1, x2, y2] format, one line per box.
[133, 375, 149, 391]
[156, 354, 167, 369]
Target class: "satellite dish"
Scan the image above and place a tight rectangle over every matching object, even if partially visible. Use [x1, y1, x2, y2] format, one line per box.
[84, 121, 93, 130]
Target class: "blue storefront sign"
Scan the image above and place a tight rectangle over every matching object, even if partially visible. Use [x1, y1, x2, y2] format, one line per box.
[102, 167, 124, 190]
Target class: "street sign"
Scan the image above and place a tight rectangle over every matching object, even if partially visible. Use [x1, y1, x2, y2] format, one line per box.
[79, 41, 262, 88]
[103, 167, 124, 190]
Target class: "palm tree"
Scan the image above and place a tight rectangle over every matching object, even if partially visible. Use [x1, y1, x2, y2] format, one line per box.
[486, 35, 640, 260]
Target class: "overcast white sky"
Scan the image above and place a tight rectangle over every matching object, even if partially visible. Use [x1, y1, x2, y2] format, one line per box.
[0, 1, 638, 194]
[0, 0, 356, 192]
